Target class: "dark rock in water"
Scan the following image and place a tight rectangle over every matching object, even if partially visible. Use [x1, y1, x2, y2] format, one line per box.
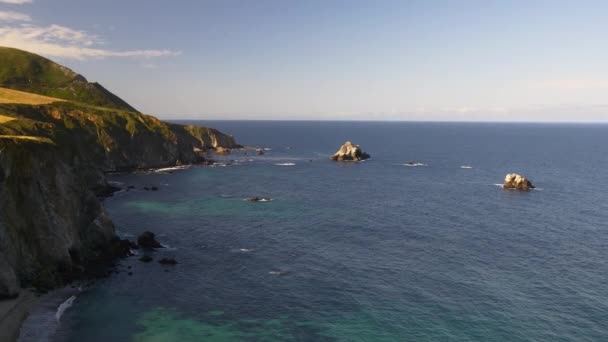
[137, 231, 163, 249]
[143, 187, 150, 191]
[151, 186, 158, 191]
[94, 183, 122, 198]
[108, 237, 135, 258]
[256, 148, 265, 155]
[158, 258, 178, 265]
[246, 197, 272, 202]
[139, 255, 153, 263]
[503, 173, 535, 190]
[128, 272, 133, 276]
[129, 241, 139, 250]
[330, 141, 370, 161]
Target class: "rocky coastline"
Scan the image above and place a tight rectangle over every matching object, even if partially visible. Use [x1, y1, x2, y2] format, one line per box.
[0, 47, 242, 341]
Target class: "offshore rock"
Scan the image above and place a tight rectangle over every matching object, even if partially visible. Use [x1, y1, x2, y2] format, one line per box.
[215, 147, 231, 155]
[503, 173, 535, 190]
[330, 141, 370, 161]
[137, 231, 163, 249]
[158, 258, 177, 265]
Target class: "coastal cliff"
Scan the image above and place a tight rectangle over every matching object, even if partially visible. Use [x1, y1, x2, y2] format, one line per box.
[0, 138, 115, 296]
[0, 47, 240, 298]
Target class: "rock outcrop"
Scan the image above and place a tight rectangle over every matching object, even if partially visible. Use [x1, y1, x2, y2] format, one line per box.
[158, 258, 177, 265]
[246, 197, 272, 202]
[215, 147, 231, 155]
[503, 173, 535, 190]
[330, 141, 370, 161]
[137, 231, 163, 249]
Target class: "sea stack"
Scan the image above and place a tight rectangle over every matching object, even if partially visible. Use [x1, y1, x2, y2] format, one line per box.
[330, 141, 370, 161]
[215, 147, 231, 155]
[503, 173, 535, 190]
[137, 231, 163, 248]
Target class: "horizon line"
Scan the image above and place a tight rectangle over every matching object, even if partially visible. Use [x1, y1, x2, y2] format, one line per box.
[163, 118, 608, 124]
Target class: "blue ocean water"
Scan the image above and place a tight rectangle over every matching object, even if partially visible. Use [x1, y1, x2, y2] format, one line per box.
[50, 121, 608, 341]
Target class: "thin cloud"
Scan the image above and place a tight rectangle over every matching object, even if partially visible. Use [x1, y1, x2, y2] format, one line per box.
[0, 11, 30, 21]
[530, 79, 608, 91]
[0, 23, 181, 60]
[0, 0, 32, 3]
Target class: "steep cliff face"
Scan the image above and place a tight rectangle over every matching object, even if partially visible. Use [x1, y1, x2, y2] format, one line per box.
[0, 107, 239, 297]
[0, 138, 115, 297]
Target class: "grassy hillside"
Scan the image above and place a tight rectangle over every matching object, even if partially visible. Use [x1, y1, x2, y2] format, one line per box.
[0, 114, 15, 123]
[0, 94, 239, 173]
[0, 47, 137, 111]
[0, 87, 63, 105]
[0, 46, 240, 174]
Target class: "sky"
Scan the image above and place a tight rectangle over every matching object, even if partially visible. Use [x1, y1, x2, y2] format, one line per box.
[1, 0, 608, 121]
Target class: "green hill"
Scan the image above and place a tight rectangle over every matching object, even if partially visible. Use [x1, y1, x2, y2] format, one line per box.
[0, 47, 137, 111]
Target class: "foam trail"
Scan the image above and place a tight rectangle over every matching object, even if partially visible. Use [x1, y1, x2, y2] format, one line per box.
[55, 295, 76, 322]
[154, 165, 191, 173]
[275, 163, 296, 166]
[460, 165, 473, 169]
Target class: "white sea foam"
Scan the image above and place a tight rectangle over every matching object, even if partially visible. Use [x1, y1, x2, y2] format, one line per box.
[275, 163, 296, 166]
[403, 162, 426, 167]
[496, 183, 543, 191]
[154, 165, 191, 173]
[460, 165, 473, 169]
[231, 248, 254, 253]
[161, 244, 177, 251]
[244, 197, 272, 202]
[55, 295, 76, 322]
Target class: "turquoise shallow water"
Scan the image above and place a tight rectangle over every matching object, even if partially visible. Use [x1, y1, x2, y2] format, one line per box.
[44, 122, 608, 341]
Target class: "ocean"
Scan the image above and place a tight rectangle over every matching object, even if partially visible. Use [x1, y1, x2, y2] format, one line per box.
[21, 121, 608, 341]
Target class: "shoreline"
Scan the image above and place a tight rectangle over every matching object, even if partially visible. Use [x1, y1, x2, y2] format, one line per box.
[0, 289, 38, 342]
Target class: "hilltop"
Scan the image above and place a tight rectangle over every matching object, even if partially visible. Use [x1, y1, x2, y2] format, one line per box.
[0, 47, 136, 111]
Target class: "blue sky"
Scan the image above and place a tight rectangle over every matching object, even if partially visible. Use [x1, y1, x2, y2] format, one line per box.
[1, 0, 607, 121]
